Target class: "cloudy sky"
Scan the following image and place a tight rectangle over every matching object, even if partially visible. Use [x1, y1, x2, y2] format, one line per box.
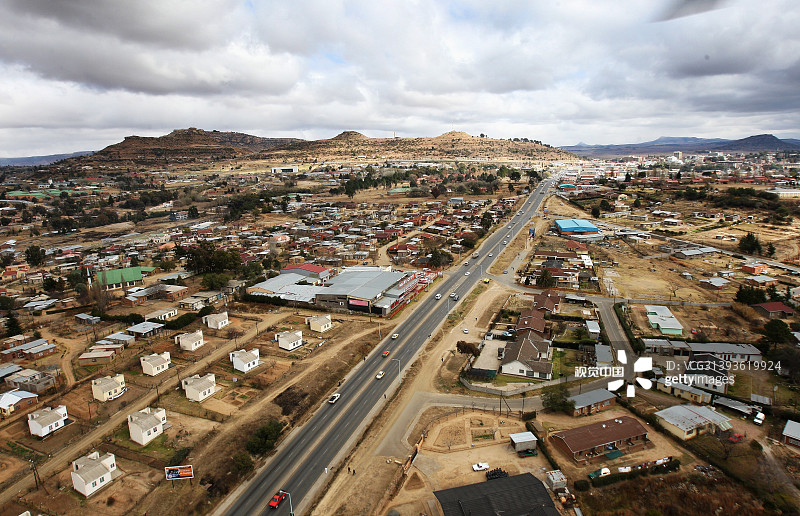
[1, 0, 798, 157]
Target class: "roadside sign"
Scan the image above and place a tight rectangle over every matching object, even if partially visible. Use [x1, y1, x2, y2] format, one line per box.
[165, 465, 194, 480]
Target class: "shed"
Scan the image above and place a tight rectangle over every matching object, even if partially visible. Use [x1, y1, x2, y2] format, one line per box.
[508, 431, 538, 452]
[545, 470, 567, 491]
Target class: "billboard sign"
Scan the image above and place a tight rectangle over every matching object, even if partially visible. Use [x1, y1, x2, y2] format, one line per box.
[165, 465, 194, 480]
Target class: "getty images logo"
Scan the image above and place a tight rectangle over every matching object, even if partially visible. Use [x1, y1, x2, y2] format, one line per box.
[607, 350, 653, 398]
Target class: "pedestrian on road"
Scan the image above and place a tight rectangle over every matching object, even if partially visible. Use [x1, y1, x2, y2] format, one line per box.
[325, 467, 328, 474]
[348, 467, 351, 473]
[384, 394, 387, 399]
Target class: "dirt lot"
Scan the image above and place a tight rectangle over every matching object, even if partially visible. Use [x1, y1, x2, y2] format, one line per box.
[627, 303, 761, 342]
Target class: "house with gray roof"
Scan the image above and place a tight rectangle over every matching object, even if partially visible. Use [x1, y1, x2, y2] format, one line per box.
[499, 333, 553, 380]
[71, 451, 117, 497]
[654, 404, 732, 440]
[567, 388, 616, 417]
[782, 420, 800, 449]
[27, 405, 68, 437]
[127, 407, 167, 446]
[181, 374, 217, 402]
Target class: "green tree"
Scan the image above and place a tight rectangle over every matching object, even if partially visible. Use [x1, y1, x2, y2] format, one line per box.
[5, 312, 22, 337]
[25, 245, 46, 267]
[509, 171, 521, 181]
[245, 419, 284, 455]
[201, 273, 230, 290]
[633, 198, 641, 208]
[156, 260, 177, 272]
[734, 285, 767, 305]
[232, 452, 254, 476]
[766, 242, 776, 257]
[763, 319, 792, 347]
[600, 199, 612, 211]
[591, 206, 601, 218]
[536, 270, 556, 288]
[187, 205, 199, 218]
[738, 233, 763, 255]
[541, 384, 575, 413]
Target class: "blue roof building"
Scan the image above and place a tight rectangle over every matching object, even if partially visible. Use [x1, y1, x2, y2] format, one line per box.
[554, 219, 599, 234]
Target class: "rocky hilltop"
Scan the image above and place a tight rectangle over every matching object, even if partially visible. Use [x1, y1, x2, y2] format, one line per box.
[255, 130, 576, 162]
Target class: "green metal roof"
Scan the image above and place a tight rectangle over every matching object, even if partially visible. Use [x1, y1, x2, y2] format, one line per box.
[96, 266, 154, 286]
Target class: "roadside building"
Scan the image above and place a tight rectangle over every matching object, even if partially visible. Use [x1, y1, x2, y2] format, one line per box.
[752, 301, 795, 319]
[175, 330, 204, 352]
[144, 307, 178, 321]
[202, 312, 230, 330]
[140, 352, 171, 376]
[0, 388, 38, 416]
[306, 314, 332, 333]
[550, 416, 649, 464]
[91, 374, 127, 402]
[77, 350, 116, 366]
[655, 378, 712, 404]
[645, 305, 683, 336]
[567, 389, 616, 417]
[127, 407, 167, 446]
[71, 451, 117, 497]
[654, 404, 732, 441]
[127, 321, 164, 340]
[277, 330, 303, 351]
[27, 405, 68, 437]
[499, 333, 553, 380]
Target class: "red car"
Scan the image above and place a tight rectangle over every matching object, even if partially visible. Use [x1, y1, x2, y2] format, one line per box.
[382, 350, 390, 357]
[268, 489, 287, 509]
[728, 433, 744, 443]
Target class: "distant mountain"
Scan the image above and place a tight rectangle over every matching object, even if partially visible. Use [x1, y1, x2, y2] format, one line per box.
[712, 134, 800, 152]
[253, 130, 577, 162]
[0, 151, 94, 167]
[562, 134, 799, 158]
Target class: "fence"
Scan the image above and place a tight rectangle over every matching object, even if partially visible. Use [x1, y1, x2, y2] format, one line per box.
[459, 375, 577, 396]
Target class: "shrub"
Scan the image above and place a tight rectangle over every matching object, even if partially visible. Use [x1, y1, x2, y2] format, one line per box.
[574, 479, 590, 491]
[168, 447, 192, 466]
[232, 452, 254, 476]
[245, 419, 284, 455]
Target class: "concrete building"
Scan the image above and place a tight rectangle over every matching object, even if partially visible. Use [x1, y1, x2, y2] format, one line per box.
[175, 330, 204, 352]
[71, 451, 117, 497]
[0, 388, 38, 416]
[127, 407, 167, 446]
[144, 307, 178, 321]
[181, 374, 217, 402]
[91, 374, 127, 402]
[567, 389, 616, 417]
[27, 405, 68, 437]
[655, 378, 712, 404]
[654, 405, 732, 441]
[306, 314, 332, 333]
[202, 312, 230, 330]
[277, 330, 303, 351]
[782, 420, 800, 449]
[140, 352, 171, 376]
[229, 348, 260, 373]
[645, 305, 683, 336]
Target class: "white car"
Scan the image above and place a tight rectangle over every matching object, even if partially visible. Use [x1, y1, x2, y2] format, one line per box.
[502, 241, 507, 245]
[472, 462, 489, 471]
[463, 328, 469, 334]
[375, 371, 385, 380]
[488, 253, 493, 257]
[435, 293, 442, 299]
[328, 393, 341, 404]
[464, 271, 470, 276]
[391, 333, 399, 339]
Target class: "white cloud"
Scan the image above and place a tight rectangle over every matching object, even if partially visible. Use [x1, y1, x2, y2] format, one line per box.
[0, 0, 798, 156]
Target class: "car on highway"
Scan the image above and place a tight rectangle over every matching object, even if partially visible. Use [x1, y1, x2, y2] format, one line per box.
[464, 261, 469, 266]
[392, 333, 399, 339]
[268, 489, 288, 509]
[382, 350, 390, 357]
[502, 241, 507, 245]
[503, 269, 508, 274]
[483, 278, 490, 283]
[464, 271, 470, 276]
[375, 370, 385, 380]
[435, 293, 442, 299]
[488, 253, 493, 257]
[328, 393, 341, 404]
[472, 462, 489, 471]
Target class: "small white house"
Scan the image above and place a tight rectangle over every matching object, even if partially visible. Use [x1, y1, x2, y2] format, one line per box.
[140, 352, 171, 376]
[71, 451, 117, 497]
[306, 314, 332, 333]
[202, 312, 230, 330]
[277, 330, 303, 351]
[175, 330, 204, 352]
[229, 348, 260, 373]
[144, 307, 178, 321]
[586, 320, 601, 340]
[27, 405, 68, 438]
[127, 407, 167, 446]
[91, 374, 127, 402]
[181, 373, 217, 402]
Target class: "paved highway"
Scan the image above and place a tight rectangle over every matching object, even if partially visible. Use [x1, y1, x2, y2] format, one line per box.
[220, 178, 555, 516]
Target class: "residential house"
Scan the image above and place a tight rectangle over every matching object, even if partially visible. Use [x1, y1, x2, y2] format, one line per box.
[684, 353, 730, 394]
[277, 330, 303, 351]
[0, 388, 38, 416]
[306, 314, 332, 333]
[77, 350, 116, 366]
[144, 307, 178, 321]
[202, 312, 230, 330]
[27, 405, 68, 437]
[229, 348, 260, 373]
[127, 407, 167, 446]
[515, 309, 546, 336]
[499, 333, 553, 380]
[127, 321, 164, 340]
[140, 352, 171, 376]
[655, 378, 712, 404]
[91, 374, 127, 402]
[744, 275, 778, 287]
[645, 305, 683, 336]
[742, 263, 769, 275]
[567, 389, 616, 417]
[71, 451, 117, 497]
[782, 420, 800, 449]
[654, 405, 732, 440]
[752, 301, 795, 319]
[175, 330, 204, 352]
[181, 374, 217, 402]
[550, 416, 649, 464]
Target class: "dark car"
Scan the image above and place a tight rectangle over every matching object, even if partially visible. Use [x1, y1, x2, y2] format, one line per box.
[268, 489, 287, 509]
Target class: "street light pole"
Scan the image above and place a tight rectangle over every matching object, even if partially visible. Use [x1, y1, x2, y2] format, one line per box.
[391, 358, 400, 378]
[285, 490, 294, 516]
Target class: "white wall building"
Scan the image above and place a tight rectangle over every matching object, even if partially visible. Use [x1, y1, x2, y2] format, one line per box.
[277, 330, 303, 351]
[229, 348, 260, 373]
[140, 352, 171, 376]
[91, 374, 127, 402]
[181, 374, 217, 402]
[202, 312, 230, 330]
[127, 407, 167, 446]
[27, 405, 68, 437]
[175, 330, 204, 352]
[306, 314, 332, 333]
[71, 451, 117, 497]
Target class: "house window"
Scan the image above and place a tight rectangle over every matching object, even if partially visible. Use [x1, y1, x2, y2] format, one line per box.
[110, 463, 115, 469]
[147, 430, 151, 435]
[92, 481, 97, 487]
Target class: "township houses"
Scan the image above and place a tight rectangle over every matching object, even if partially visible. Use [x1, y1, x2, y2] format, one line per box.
[752, 301, 795, 319]
[127, 407, 167, 446]
[742, 262, 769, 275]
[567, 388, 617, 417]
[532, 291, 562, 313]
[140, 352, 171, 376]
[27, 405, 68, 437]
[499, 333, 553, 380]
[516, 309, 547, 336]
[656, 378, 713, 404]
[182, 373, 217, 402]
[306, 314, 332, 333]
[655, 405, 732, 440]
[175, 330, 204, 352]
[91, 374, 127, 402]
[230, 348, 260, 373]
[0, 388, 38, 416]
[277, 330, 303, 351]
[684, 353, 730, 394]
[5, 369, 56, 393]
[144, 307, 178, 321]
[77, 349, 116, 366]
[126, 321, 164, 340]
[642, 339, 762, 362]
[71, 451, 117, 498]
[782, 420, 800, 449]
[1, 338, 56, 362]
[744, 275, 778, 287]
[202, 311, 230, 330]
[550, 416, 650, 464]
